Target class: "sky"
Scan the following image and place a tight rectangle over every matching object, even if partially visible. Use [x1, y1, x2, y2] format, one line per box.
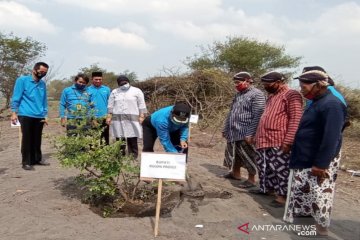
[0, 0, 360, 87]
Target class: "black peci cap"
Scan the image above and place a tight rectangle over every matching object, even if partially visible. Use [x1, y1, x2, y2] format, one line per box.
[92, 71, 103, 78]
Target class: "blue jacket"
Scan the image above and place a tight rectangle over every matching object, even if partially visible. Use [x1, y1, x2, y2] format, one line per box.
[11, 75, 48, 118]
[88, 85, 111, 118]
[151, 106, 189, 153]
[59, 85, 92, 119]
[289, 90, 347, 169]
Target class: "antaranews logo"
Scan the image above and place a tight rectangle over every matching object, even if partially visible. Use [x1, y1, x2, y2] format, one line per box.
[237, 222, 317, 236]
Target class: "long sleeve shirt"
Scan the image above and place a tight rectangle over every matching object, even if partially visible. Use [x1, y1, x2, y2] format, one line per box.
[88, 85, 111, 118]
[223, 86, 265, 142]
[255, 85, 303, 149]
[59, 85, 92, 119]
[107, 86, 147, 138]
[150, 106, 189, 153]
[11, 75, 48, 118]
[290, 91, 347, 169]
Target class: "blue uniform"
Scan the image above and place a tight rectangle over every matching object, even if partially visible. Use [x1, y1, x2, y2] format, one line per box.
[151, 106, 189, 152]
[11, 75, 48, 118]
[88, 85, 111, 118]
[59, 85, 91, 119]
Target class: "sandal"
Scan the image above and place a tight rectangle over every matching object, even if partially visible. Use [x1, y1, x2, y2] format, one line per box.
[269, 200, 285, 208]
[238, 181, 256, 189]
[222, 172, 242, 180]
[248, 189, 268, 195]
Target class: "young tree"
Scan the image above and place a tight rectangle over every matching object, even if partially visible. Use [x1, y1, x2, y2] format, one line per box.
[185, 36, 301, 77]
[0, 33, 46, 109]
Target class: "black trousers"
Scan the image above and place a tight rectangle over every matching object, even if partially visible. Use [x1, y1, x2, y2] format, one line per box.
[100, 118, 110, 145]
[18, 116, 45, 166]
[116, 137, 138, 159]
[142, 116, 187, 153]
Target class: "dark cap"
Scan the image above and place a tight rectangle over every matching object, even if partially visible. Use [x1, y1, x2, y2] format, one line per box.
[294, 70, 328, 83]
[233, 72, 252, 81]
[92, 71, 103, 78]
[302, 66, 334, 86]
[260, 71, 285, 82]
[172, 102, 191, 119]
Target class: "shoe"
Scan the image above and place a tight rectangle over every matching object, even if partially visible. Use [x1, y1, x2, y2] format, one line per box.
[35, 161, 50, 166]
[22, 165, 34, 170]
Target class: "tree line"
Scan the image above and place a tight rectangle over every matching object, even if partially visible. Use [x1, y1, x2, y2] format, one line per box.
[1, 31, 359, 134]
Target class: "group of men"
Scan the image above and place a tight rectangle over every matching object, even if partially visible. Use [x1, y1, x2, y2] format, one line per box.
[223, 67, 347, 236]
[10, 62, 192, 170]
[10, 61, 347, 236]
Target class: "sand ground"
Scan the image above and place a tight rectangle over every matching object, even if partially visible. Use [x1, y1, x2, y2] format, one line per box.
[0, 120, 359, 240]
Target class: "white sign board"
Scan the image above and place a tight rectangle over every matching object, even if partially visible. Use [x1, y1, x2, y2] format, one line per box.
[190, 114, 199, 124]
[140, 152, 186, 180]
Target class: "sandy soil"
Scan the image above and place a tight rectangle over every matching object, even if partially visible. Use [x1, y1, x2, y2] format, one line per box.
[0, 119, 359, 240]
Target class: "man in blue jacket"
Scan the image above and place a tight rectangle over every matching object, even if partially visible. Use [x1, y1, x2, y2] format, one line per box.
[142, 102, 191, 153]
[11, 62, 49, 170]
[88, 72, 111, 144]
[59, 73, 91, 134]
[283, 70, 347, 237]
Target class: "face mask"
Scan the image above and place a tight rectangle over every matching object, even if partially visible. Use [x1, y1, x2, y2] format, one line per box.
[75, 83, 86, 90]
[120, 83, 130, 90]
[302, 83, 317, 100]
[264, 82, 278, 94]
[235, 81, 249, 92]
[35, 71, 47, 79]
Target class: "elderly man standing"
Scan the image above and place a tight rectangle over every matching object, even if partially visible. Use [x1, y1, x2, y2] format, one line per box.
[253, 71, 303, 207]
[222, 72, 265, 187]
[283, 70, 347, 237]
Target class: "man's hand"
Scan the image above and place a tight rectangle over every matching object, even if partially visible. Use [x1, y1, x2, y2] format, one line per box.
[106, 116, 112, 125]
[311, 166, 330, 185]
[280, 143, 292, 154]
[11, 112, 18, 125]
[40, 118, 48, 126]
[92, 119, 99, 127]
[244, 136, 254, 145]
[139, 115, 145, 124]
[180, 141, 188, 149]
[60, 118, 67, 127]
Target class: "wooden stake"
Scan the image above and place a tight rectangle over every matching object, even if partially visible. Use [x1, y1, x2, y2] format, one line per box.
[154, 179, 163, 237]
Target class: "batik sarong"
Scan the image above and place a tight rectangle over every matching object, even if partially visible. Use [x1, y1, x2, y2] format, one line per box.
[255, 147, 290, 196]
[223, 140, 257, 175]
[283, 153, 341, 227]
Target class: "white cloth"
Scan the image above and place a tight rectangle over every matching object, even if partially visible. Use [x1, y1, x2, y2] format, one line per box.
[108, 86, 147, 138]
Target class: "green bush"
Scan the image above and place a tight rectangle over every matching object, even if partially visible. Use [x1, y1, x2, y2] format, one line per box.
[54, 110, 141, 209]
